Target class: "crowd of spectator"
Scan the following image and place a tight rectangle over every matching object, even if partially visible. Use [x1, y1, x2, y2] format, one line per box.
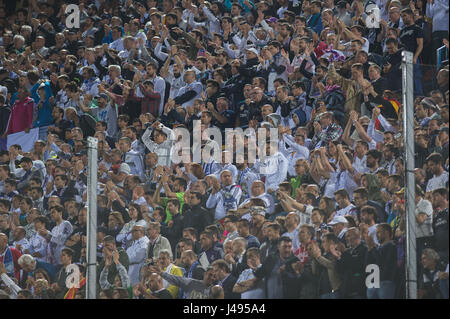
[0, 0, 448, 299]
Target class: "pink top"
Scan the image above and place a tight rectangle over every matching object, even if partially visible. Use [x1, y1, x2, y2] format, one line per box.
[6, 97, 34, 135]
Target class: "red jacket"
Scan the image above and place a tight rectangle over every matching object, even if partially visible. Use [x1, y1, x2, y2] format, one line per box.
[6, 97, 34, 135]
[0, 246, 23, 281]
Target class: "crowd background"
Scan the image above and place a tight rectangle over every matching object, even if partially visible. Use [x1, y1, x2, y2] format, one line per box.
[0, 0, 448, 300]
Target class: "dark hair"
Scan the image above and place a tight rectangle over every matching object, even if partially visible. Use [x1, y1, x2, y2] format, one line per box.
[432, 187, 448, 199]
[278, 236, 292, 245]
[323, 233, 340, 244]
[183, 227, 198, 239]
[238, 218, 250, 228]
[61, 247, 75, 258]
[385, 38, 398, 46]
[334, 188, 349, 199]
[426, 153, 443, 166]
[211, 259, 230, 273]
[205, 225, 220, 238]
[167, 198, 180, 209]
[0, 199, 11, 210]
[367, 149, 382, 162]
[34, 216, 49, 228]
[174, 177, 187, 190]
[179, 237, 194, 249]
[21, 197, 33, 207]
[353, 187, 368, 199]
[361, 205, 377, 221]
[300, 224, 315, 238]
[377, 223, 392, 237]
[50, 204, 64, 214]
[5, 178, 17, 187]
[200, 230, 214, 240]
[129, 203, 143, 220]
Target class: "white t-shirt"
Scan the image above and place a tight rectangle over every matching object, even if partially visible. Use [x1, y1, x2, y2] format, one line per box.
[426, 171, 449, 193]
[236, 268, 265, 299]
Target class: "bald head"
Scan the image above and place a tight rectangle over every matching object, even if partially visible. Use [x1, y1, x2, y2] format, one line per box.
[149, 273, 163, 291]
[210, 285, 224, 299]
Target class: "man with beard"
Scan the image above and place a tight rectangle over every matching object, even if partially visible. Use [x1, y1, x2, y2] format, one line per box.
[79, 93, 118, 138]
[160, 48, 185, 99]
[425, 153, 449, 194]
[142, 61, 166, 115]
[365, 149, 383, 174]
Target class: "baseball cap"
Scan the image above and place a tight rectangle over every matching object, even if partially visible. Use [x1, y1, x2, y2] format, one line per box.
[119, 163, 131, 175]
[328, 215, 349, 225]
[245, 47, 258, 55]
[135, 219, 148, 229]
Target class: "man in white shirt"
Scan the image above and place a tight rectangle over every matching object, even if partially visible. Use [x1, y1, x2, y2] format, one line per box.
[43, 205, 73, 266]
[279, 127, 310, 177]
[141, 121, 175, 167]
[426, 153, 449, 193]
[235, 160, 260, 201]
[11, 227, 30, 254]
[126, 222, 150, 285]
[256, 141, 289, 193]
[118, 137, 145, 181]
[206, 170, 242, 221]
[328, 215, 349, 244]
[109, 26, 124, 52]
[173, 69, 203, 109]
[239, 180, 275, 219]
[282, 212, 300, 251]
[334, 188, 357, 220]
[80, 66, 101, 97]
[360, 205, 379, 246]
[415, 185, 434, 256]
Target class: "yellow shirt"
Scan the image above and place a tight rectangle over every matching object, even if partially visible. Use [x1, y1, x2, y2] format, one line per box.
[162, 263, 184, 299]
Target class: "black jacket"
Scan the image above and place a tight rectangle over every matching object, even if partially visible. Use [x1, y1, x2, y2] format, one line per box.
[336, 243, 368, 298]
[254, 253, 302, 299]
[161, 213, 184, 255]
[221, 274, 240, 299]
[365, 240, 398, 282]
[182, 204, 212, 238]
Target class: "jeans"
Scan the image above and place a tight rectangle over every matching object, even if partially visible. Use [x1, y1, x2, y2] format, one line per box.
[367, 281, 396, 299]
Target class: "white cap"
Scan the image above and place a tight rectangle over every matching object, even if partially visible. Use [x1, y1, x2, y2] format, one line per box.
[119, 163, 131, 175]
[328, 215, 348, 225]
[135, 220, 148, 229]
[245, 47, 258, 55]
